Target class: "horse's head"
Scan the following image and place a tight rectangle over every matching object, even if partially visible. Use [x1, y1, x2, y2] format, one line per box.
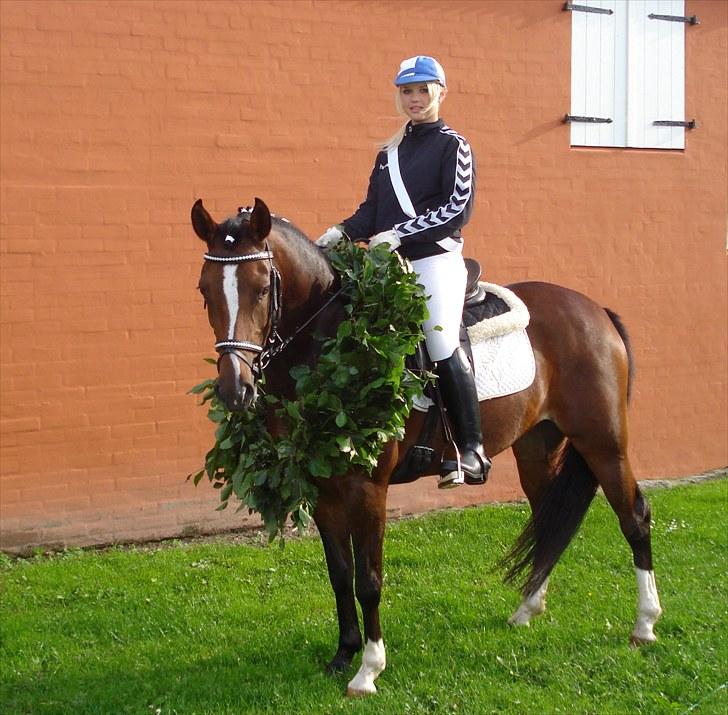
[191, 197, 279, 412]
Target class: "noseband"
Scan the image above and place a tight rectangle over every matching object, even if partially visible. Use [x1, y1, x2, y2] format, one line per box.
[203, 245, 343, 380]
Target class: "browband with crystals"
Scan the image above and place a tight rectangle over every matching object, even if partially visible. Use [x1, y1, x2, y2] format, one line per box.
[203, 251, 274, 263]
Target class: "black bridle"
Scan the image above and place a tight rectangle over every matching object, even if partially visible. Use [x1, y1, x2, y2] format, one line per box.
[203, 244, 343, 378]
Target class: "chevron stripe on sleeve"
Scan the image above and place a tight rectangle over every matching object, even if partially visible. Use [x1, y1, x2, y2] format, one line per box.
[394, 126, 473, 239]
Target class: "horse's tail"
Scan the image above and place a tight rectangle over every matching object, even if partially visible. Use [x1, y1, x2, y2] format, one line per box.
[499, 441, 599, 597]
[604, 307, 634, 402]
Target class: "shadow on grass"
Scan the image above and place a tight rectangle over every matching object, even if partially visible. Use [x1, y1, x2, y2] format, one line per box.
[4, 633, 351, 715]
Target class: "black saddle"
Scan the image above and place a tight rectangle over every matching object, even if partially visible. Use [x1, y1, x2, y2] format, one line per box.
[464, 257, 487, 306]
[463, 258, 510, 324]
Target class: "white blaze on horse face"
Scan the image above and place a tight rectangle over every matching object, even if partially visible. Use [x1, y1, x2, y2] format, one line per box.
[221, 263, 243, 387]
[222, 264, 239, 340]
[631, 568, 662, 644]
[346, 638, 386, 697]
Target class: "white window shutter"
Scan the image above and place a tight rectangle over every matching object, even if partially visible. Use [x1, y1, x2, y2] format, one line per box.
[569, 0, 687, 149]
[627, 0, 686, 149]
[570, 0, 626, 147]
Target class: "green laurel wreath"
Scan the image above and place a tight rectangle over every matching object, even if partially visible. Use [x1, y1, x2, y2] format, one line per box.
[189, 241, 430, 542]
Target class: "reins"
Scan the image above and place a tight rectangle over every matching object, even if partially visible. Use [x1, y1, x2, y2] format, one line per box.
[262, 284, 345, 367]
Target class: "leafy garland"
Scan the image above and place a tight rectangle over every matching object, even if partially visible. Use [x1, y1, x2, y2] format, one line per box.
[189, 241, 430, 541]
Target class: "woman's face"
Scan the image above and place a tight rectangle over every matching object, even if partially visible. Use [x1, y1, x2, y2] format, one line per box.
[398, 82, 443, 124]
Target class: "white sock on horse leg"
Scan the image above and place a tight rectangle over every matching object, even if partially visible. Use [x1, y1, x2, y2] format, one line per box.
[508, 577, 549, 626]
[631, 568, 661, 644]
[346, 638, 386, 696]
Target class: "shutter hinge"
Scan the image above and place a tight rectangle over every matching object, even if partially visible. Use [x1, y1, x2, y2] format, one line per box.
[653, 119, 698, 129]
[563, 114, 613, 124]
[648, 13, 700, 25]
[563, 2, 614, 15]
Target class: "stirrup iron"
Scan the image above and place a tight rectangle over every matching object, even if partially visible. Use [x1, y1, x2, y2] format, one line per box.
[438, 441, 465, 489]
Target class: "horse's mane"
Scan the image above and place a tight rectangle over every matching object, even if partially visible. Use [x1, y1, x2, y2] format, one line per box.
[270, 215, 319, 256]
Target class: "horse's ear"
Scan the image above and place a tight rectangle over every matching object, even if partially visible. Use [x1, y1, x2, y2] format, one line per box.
[191, 198, 217, 243]
[249, 197, 271, 243]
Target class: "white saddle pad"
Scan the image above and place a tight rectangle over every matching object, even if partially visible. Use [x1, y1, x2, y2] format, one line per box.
[471, 328, 535, 399]
[412, 283, 536, 412]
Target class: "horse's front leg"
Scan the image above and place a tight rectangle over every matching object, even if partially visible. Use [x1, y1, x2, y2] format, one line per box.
[314, 496, 362, 673]
[346, 478, 388, 697]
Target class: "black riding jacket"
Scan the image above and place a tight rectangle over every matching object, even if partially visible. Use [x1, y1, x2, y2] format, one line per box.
[341, 119, 475, 261]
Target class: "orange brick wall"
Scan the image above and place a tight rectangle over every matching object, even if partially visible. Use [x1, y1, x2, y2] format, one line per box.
[1, 0, 726, 552]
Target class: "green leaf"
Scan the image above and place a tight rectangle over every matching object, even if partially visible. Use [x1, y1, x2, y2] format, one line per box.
[335, 436, 353, 454]
[285, 401, 302, 420]
[337, 320, 352, 339]
[187, 469, 204, 485]
[289, 364, 310, 381]
[208, 409, 226, 424]
[308, 456, 332, 478]
[188, 379, 215, 395]
[219, 436, 236, 450]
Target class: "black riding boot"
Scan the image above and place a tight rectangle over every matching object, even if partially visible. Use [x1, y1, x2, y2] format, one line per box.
[436, 347, 492, 488]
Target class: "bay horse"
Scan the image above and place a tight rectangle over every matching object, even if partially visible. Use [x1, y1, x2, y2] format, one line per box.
[190, 197, 661, 696]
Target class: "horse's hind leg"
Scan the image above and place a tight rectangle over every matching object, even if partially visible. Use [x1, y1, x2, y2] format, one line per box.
[600, 461, 661, 645]
[572, 436, 662, 644]
[314, 500, 362, 673]
[507, 422, 564, 626]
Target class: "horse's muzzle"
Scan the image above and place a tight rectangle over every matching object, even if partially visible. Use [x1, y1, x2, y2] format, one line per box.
[216, 353, 258, 412]
[216, 379, 257, 412]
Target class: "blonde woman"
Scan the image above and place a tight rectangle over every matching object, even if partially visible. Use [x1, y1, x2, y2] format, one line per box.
[317, 55, 490, 488]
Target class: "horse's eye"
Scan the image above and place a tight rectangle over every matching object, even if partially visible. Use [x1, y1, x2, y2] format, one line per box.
[258, 286, 270, 302]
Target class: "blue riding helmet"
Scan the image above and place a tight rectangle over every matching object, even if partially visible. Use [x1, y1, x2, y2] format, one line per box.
[394, 56, 446, 87]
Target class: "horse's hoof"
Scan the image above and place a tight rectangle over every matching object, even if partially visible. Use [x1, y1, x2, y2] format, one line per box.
[629, 633, 657, 647]
[508, 603, 543, 626]
[326, 651, 355, 675]
[326, 659, 351, 675]
[508, 613, 532, 627]
[346, 684, 376, 698]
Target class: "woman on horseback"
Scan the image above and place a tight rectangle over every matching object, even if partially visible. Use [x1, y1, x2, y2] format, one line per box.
[316, 55, 490, 488]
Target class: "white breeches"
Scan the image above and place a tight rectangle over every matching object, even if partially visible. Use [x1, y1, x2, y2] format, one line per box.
[410, 249, 467, 362]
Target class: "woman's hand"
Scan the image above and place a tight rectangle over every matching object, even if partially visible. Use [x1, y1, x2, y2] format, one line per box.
[316, 225, 344, 249]
[369, 230, 401, 252]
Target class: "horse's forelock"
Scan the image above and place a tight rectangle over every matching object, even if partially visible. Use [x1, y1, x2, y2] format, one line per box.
[217, 212, 309, 242]
[217, 214, 249, 242]
[213, 211, 328, 278]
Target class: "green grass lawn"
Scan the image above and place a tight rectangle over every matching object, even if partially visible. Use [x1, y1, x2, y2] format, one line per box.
[1, 478, 726, 715]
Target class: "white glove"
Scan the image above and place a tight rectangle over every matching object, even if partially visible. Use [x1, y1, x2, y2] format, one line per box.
[369, 229, 401, 252]
[315, 225, 344, 249]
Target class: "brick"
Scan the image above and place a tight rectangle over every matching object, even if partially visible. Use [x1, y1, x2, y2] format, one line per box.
[2, 417, 41, 433]
[0, 529, 43, 550]
[0, 0, 726, 552]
